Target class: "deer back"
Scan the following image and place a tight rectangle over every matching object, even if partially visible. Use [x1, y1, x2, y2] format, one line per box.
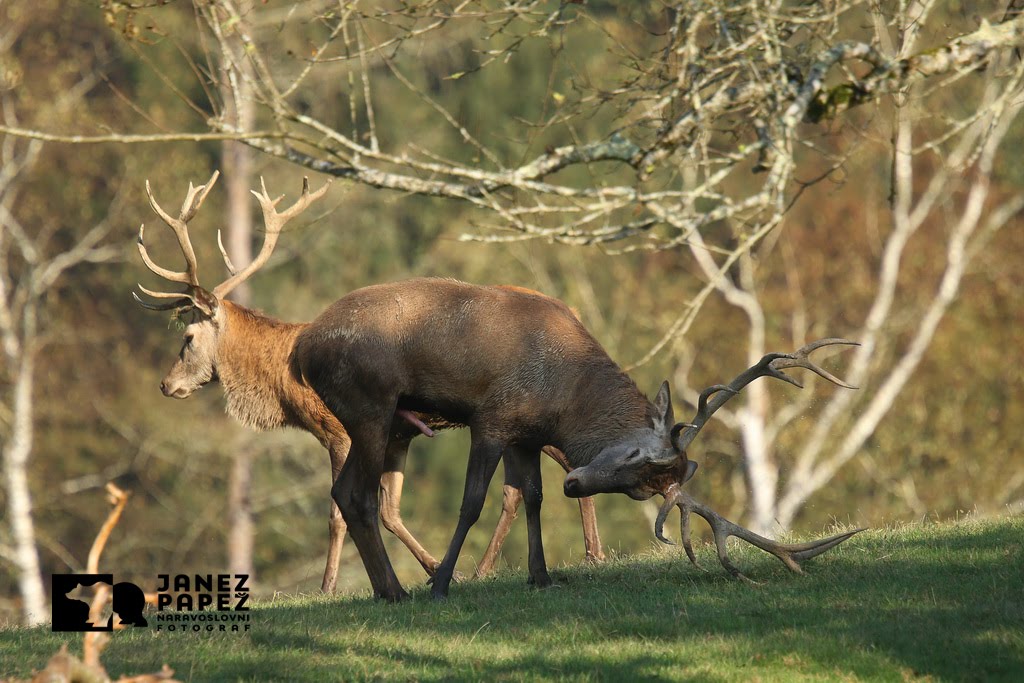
[293, 278, 652, 445]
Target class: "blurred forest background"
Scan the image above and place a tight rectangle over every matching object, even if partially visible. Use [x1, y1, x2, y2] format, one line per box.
[2, 0, 1023, 627]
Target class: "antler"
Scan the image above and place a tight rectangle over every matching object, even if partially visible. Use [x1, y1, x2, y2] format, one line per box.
[211, 176, 331, 299]
[137, 171, 219, 288]
[655, 338, 863, 580]
[134, 172, 330, 311]
[135, 171, 220, 311]
[655, 483, 864, 582]
[672, 338, 860, 453]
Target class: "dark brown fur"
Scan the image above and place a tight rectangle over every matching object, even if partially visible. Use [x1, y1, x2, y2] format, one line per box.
[296, 279, 654, 447]
[294, 278, 665, 601]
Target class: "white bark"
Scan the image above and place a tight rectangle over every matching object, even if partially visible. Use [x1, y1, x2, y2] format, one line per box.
[0, 128, 48, 627]
[2, 333, 47, 626]
[739, 388, 776, 536]
[221, 0, 257, 586]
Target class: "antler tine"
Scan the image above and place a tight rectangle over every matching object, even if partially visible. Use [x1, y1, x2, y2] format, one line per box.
[278, 176, 320, 220]
[655, 485, 701, 567]
[136, 284, 192, 301]
[212, 175, 331, 300]
[132, 284, 197, 311]
[179, 171, 220, 223]
[137, 224, 192, 285]
[656, 486, 864, 581]
[141, 171, 220, 288]
[654, 484, 679, 545]
[673, 341, 857, 453]
[132, 292, 189, 311]
[679, 502, 700, 567]
[217, 230, 237, 275]
[770, 338, 860, 390]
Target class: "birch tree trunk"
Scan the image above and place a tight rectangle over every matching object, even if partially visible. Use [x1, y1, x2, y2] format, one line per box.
[221, 0, 256, 587]
[2, 327, 48, 626]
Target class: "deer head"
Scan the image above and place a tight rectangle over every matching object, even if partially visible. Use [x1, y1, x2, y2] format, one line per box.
[563, 381, 699, 501]
[565, 338, 863, 580]
[133, 172, 330, 398]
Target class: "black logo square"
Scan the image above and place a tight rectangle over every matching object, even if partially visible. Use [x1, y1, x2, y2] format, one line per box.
[51, 574, 112, 632]
[51, 574, 149, 631]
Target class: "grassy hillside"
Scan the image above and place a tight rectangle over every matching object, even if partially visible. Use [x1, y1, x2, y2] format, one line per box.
[2, 516, 1022, 682]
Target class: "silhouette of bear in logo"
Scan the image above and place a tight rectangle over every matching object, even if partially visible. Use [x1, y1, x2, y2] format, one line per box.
[51, 574, 112, 631]
[51, 574, 149, 631]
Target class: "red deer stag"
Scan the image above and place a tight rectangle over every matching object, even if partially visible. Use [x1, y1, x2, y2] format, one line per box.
[564, 340, 865, 582]
[291, 274, 861, 599]
[133, 171, 603, 593]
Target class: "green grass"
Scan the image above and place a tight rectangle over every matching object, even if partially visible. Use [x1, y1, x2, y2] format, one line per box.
[2, 516, 1023, 682]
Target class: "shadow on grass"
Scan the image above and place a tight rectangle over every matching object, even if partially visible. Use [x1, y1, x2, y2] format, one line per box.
[3, 518, 1022, 681]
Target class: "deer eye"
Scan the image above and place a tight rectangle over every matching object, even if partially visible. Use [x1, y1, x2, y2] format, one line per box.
[625, 448, 642, 462]
[184, 334, 194, 346]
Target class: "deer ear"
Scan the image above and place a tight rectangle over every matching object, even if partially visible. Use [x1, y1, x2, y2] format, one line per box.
[683, 460, 698, 483]
[668, 453, 697, 484]
[654, 380, 674, 427]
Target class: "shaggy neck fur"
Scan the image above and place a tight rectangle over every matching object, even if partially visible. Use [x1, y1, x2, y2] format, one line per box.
[216, 301, 306, 431]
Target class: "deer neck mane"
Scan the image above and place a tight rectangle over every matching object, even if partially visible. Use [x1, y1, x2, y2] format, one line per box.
[216, 301, 306, 432]
[560, 365, 655, 468]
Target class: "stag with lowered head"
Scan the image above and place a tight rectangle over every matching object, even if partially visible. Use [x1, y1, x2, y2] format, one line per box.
[291, 277, 861, 599]
[564, 340, 865, 582]
[133, 171, 604, 594]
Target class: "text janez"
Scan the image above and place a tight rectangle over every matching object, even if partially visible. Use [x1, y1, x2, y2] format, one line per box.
[155, 573, 250, 611]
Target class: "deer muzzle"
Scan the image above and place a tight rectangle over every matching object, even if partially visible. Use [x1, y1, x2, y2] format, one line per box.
[160, 379, 192, 399]
[563, 468, 655, 501]
[563, 472, 584, 498]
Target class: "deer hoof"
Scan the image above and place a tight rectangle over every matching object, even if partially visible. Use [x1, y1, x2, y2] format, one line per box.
[527, 572, 554, 589]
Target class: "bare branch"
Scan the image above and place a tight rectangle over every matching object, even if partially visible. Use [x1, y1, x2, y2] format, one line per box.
[0, 124, 288, 145]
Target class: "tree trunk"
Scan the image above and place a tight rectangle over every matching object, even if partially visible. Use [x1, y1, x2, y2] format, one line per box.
[740, 381, 777, 537]
[224, 162, 255, 584]
[3, 343, 48, 626]
[222, 7, 256, 585]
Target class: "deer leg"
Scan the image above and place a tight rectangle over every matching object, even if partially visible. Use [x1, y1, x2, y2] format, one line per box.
[508, 446, 552, 588]
[322, 501, 348, 593]
[543, 446, 605, 564]
[380, 438, 443, 577]
[431, 435, 504, 600]
[321, 442, 350, 594]
[332, 417, 408, 602]
[474, 464, 523, 579]
[576, 497, 605, 563]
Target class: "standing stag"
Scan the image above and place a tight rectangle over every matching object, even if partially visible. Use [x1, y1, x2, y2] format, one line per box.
[134, 171, 603, 593]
